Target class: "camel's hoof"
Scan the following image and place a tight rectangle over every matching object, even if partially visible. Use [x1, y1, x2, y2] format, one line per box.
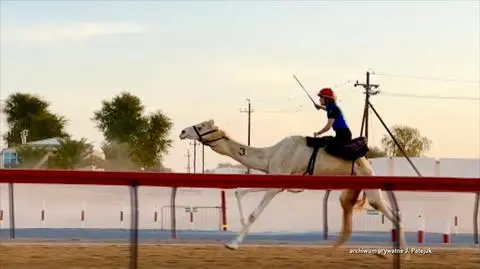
[224, 241, 239, 250]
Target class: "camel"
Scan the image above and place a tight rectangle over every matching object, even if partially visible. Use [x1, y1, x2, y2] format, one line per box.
[179, 119, 409, 259]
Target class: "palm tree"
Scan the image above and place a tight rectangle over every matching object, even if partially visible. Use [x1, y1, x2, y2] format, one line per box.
[47, 138, 94, 170]
[14, 145, 51, 168]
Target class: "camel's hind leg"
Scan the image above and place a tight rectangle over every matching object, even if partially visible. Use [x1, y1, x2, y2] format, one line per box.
[235, 188, 272, 226]
[333, 189, 361, 249]
[332, 158, 371, 249]
[235, 188, 303, 226]
[225, 188, 283, 250]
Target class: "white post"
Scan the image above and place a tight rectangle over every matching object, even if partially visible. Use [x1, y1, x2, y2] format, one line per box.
[120, 204, 124, 229]
[417, 213, 425, 244]
[41, 199, 46, 228]
[189, 205, 194, 230]
[154, 204, 158, 228]
[388, 156, 395, 176]
[81, 201, 86, 229]
[0, 208, 3, 229]
[443, 219, 451, 243]
[453, 215, 459, 235]
[435, 159, 441, 177]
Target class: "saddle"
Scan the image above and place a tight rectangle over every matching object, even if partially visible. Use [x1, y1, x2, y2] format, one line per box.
[302, 136, 370, 175]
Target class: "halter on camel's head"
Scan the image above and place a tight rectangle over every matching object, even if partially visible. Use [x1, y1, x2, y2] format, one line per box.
[179, 119, 227, 146]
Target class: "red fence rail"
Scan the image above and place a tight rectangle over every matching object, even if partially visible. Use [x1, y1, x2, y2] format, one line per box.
[0, 169, 479, 191]
[0, 169, 479, 269]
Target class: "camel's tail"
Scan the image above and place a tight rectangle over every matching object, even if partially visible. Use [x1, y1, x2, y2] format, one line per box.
[352, 191, 367, 211]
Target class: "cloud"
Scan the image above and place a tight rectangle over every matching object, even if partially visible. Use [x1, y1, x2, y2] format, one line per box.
[1, 22, 149, 44]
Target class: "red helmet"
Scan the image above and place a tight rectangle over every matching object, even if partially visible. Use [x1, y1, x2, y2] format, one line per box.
[317, 88, 336, 99]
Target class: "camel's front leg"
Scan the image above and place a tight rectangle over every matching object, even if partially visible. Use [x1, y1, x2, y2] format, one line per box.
[235, 188, 272, 226]
[225, 189, 282, 250]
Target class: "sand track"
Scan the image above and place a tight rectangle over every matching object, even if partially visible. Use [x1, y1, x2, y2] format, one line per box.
[0, 243, 479, 269]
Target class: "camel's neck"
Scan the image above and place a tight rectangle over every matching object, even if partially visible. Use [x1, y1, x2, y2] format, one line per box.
[209, 137, 276, 172]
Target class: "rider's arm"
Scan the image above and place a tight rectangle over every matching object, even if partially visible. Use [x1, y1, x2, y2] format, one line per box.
[316, 106, 338, 135]
[317, 119, 334, 135]
[315, 104, 327, 111]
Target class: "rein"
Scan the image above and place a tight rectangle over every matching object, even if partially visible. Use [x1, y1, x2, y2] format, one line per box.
[193, 126, 225, 145]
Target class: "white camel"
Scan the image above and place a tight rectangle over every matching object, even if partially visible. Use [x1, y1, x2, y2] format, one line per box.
[179, 119, 409, 259]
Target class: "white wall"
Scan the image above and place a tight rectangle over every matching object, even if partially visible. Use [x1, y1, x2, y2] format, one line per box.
[0, 157, 478, 234]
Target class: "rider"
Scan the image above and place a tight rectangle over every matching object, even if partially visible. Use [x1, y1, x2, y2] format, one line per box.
[313, 87, 352, 145]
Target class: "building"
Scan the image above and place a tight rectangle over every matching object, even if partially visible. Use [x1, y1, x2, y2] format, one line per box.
[0, 137, 105, 170]
[0, 137, 62, 168]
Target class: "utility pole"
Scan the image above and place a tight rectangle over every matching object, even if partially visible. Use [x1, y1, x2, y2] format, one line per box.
[354, 71, 380, 143]
[189, 141, 199, 173]
[186, 150, 191, 173]
[202, 144, 205, 173]
[240, 98, 253, 174]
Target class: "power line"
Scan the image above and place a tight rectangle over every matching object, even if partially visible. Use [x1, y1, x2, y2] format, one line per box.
[372, 72, 480, 84]
[379, 92, 480, 101]
[255, 106, 304, 113]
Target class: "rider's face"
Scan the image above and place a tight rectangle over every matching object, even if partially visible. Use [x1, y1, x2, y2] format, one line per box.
[319, 97, 326, 105]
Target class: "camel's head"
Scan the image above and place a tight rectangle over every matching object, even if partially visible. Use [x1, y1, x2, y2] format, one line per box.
[179, 119, 225, 145]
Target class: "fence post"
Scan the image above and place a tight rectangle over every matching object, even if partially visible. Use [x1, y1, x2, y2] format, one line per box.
[129, 181, 139, 269]
[8, 183, 15, 239]
[221, 190, 227, 231]
[474, 192, 479, 244]
[170, 187, 178, 239]
[385, 186, 401, 269]
[323, 190, 331, 240]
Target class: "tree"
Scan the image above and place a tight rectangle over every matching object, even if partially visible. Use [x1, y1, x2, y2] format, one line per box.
[129, 111, 173, 169]
[2, 93, 69, 146]
[92, 92, 173, 170]
[366, 146, 387, 158]
[92, 92, 145, 143]
[381, 125, 432, 157]
[47, 138, 94, 170]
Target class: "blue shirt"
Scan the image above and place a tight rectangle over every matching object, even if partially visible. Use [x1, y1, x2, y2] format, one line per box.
[326, 103, 349, 132]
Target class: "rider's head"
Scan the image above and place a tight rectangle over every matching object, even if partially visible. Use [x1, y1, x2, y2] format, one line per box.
[317, 88, 336, 105]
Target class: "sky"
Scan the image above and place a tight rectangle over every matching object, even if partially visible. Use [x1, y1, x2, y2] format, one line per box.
[0, 0, 479, 172]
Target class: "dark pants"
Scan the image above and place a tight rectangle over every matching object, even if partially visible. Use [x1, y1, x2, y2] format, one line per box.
[334, 128, 352, 143]
[314, 128, 352, 148]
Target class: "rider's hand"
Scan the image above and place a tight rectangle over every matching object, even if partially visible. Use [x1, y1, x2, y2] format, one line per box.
[314, 104, 321, 110]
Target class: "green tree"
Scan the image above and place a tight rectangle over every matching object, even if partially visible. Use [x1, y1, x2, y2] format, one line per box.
[92, 92, 145, 143]
[381, 125, 432, 157]
[47, 138, 94, 169]
[129, 111, 173, 169]
[366, 146, 387, 158]
[92, 92, 173, 170]
[2, 93, 69, 146]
